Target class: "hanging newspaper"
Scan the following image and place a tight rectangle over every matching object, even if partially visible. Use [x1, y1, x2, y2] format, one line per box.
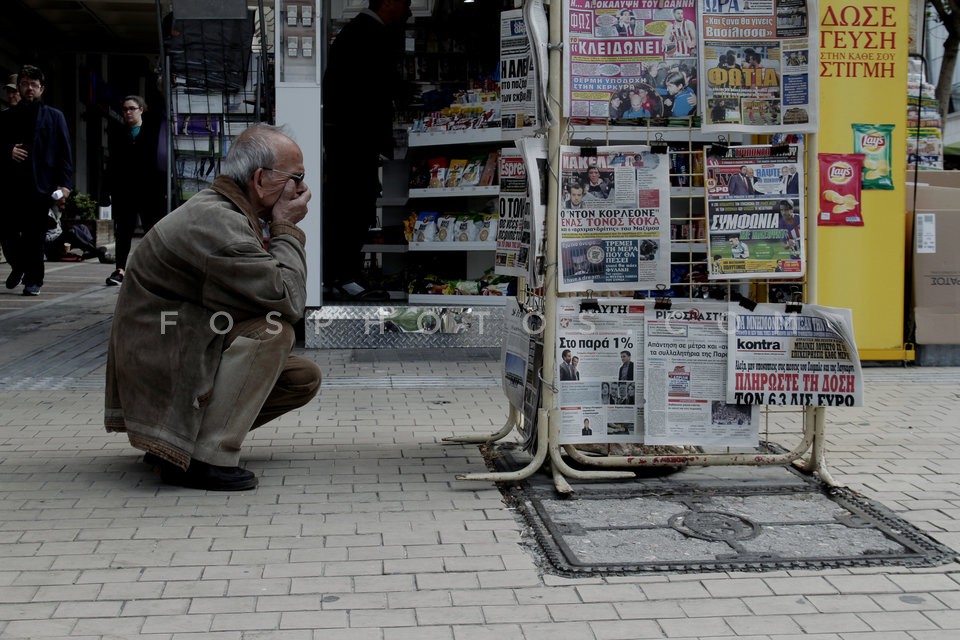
[523, 0, 554, 128]
[727, 303, 863, 407]
[644, 301, 759, 448]
[500, 298, 544, 451]
[699, 0, 819, 133]
[558, 145, 671, 292]
[516, 136, 548, 288]
[495, 148, 531, 278]
[705, 142, 805, 279]
[500, 9, 539, 131]
[563, 1, 700, 123]
[555, 298, 645, 445]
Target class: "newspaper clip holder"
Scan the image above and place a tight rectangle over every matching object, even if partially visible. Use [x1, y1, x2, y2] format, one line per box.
[785, 287, 803, 314]
[580, 141, 598, 157]
[649, 133, 668, 155]
[580, 291, 600, 313]
[708, 136, 729, 158]
[784, 286, 803, 313]
[733, 292, 757, 311]
[654, 297, 672, 310]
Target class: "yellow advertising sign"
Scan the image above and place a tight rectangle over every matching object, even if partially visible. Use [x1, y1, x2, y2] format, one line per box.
[817, 0, 910, 359]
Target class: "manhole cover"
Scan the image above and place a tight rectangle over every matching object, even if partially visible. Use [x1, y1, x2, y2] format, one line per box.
[492, 445, 957, 575]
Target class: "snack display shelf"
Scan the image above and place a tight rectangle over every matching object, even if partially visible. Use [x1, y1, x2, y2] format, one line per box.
[408, 128, 525, 147]
[408, 186, 500, 198]
[408, 241, 495, 252]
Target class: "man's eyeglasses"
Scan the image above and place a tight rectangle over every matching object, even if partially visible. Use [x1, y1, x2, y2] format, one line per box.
[122, 106, 141, 111]
[18, 80, 41, 90]
[264, 167, 305, 185]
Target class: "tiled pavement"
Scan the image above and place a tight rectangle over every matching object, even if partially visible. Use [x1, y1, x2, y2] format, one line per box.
[2, 260, 960, 639]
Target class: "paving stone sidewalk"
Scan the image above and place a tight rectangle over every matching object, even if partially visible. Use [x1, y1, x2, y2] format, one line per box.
[1, 261, 960, 639]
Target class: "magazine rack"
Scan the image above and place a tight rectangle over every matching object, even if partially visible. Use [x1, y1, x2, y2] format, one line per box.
[445, 2, 836, 494]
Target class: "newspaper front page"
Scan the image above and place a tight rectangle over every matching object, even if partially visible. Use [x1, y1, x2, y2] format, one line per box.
[495, 149, 531, 278]
[555, 298, 645, 445]
[558, 145, 671, 292]
[500, 298, 544, 451]
[500, 9, 538, 131]
[562, 0, 699, 122]
[699, 0, 818, 133]
[726, 303, 863, 407]
[705, 142, 806, 279]
[516, 136, 548, 288]
[644, 301, 759, 447]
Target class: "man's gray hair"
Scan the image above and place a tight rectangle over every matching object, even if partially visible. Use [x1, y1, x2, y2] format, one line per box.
[220, 123, 292, 187]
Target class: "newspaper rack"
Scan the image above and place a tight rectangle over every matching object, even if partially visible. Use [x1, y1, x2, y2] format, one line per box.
[444, 2, 837, 494]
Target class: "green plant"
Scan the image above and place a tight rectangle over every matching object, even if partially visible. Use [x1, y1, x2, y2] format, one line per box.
[64, 192, 97, 220]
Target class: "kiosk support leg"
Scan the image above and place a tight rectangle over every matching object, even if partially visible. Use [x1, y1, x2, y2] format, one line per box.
[456, 408, 549, 482]
[443, 405, 520, 444]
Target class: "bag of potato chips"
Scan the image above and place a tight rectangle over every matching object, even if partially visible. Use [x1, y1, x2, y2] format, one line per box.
[852, 123, 895, 190]
[818, 153, 865, 226]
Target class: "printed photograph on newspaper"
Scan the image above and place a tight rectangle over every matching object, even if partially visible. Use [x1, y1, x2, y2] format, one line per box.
[704, 142, 806, 279]
[555, 298, 645, 445]
[558, 145, 671, 292]
[644, 301, 759, 448]
[495, 149, 532, 278]
[562, 0, 700, 124]
[726, 303, 863, 408]
[699, 0, 818, 133]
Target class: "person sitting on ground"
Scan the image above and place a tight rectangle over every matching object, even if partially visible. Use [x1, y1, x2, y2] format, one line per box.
[43, 222, 114, 263]
[104, 124, 322, 491]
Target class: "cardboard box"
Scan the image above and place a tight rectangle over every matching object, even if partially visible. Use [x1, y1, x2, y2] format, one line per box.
[906, 170, 960, 189]
[912, 208, 960, 344]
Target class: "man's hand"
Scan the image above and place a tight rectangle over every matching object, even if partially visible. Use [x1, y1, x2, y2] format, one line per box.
[11, 144, 27, 163]
[271, 178, 311, 226]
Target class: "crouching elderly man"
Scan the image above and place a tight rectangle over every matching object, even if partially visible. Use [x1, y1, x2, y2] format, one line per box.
[105, 124, 322, 491]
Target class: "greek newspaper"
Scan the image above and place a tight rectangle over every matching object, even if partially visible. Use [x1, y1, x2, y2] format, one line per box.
[500, 9, 539, 130]
[555, 298, 645, 445]
[699, 0, 818, 133]
[495, 148, 532, 278]
[501, 298, 544, 451]
[705, 142, 805, 279]
[644, 301, 759, 447]
[563, 0, 699, 122]
[726, 303, 863, 407]
[558, 145, 670, 292]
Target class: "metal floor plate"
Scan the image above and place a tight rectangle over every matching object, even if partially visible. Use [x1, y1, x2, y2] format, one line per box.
[493, 445, 957, 575]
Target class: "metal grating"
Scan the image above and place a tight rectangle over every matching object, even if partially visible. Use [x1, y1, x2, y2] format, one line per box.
[305, 305, 505, 349]
[493, 444, 958, 575]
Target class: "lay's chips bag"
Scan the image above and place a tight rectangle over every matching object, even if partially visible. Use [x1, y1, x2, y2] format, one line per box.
[818, 153, 865, 227]
[852, 123, 895, 190]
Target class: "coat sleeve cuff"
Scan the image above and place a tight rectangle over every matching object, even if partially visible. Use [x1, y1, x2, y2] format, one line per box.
[270, 221, 306, 247]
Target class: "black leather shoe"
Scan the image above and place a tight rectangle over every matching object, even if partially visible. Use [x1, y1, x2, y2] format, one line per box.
[143, 452, 164, 467]
[161, 458, 258, 491]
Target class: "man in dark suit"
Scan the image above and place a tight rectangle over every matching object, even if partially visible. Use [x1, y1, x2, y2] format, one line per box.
[322, 0, 411, 298]
[618, 351, 634, 381]
[785, 165, 799, 195]
[0, 65, 74, 296]
[559, 349, 576, 381]
[727, 165, 754, 197]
